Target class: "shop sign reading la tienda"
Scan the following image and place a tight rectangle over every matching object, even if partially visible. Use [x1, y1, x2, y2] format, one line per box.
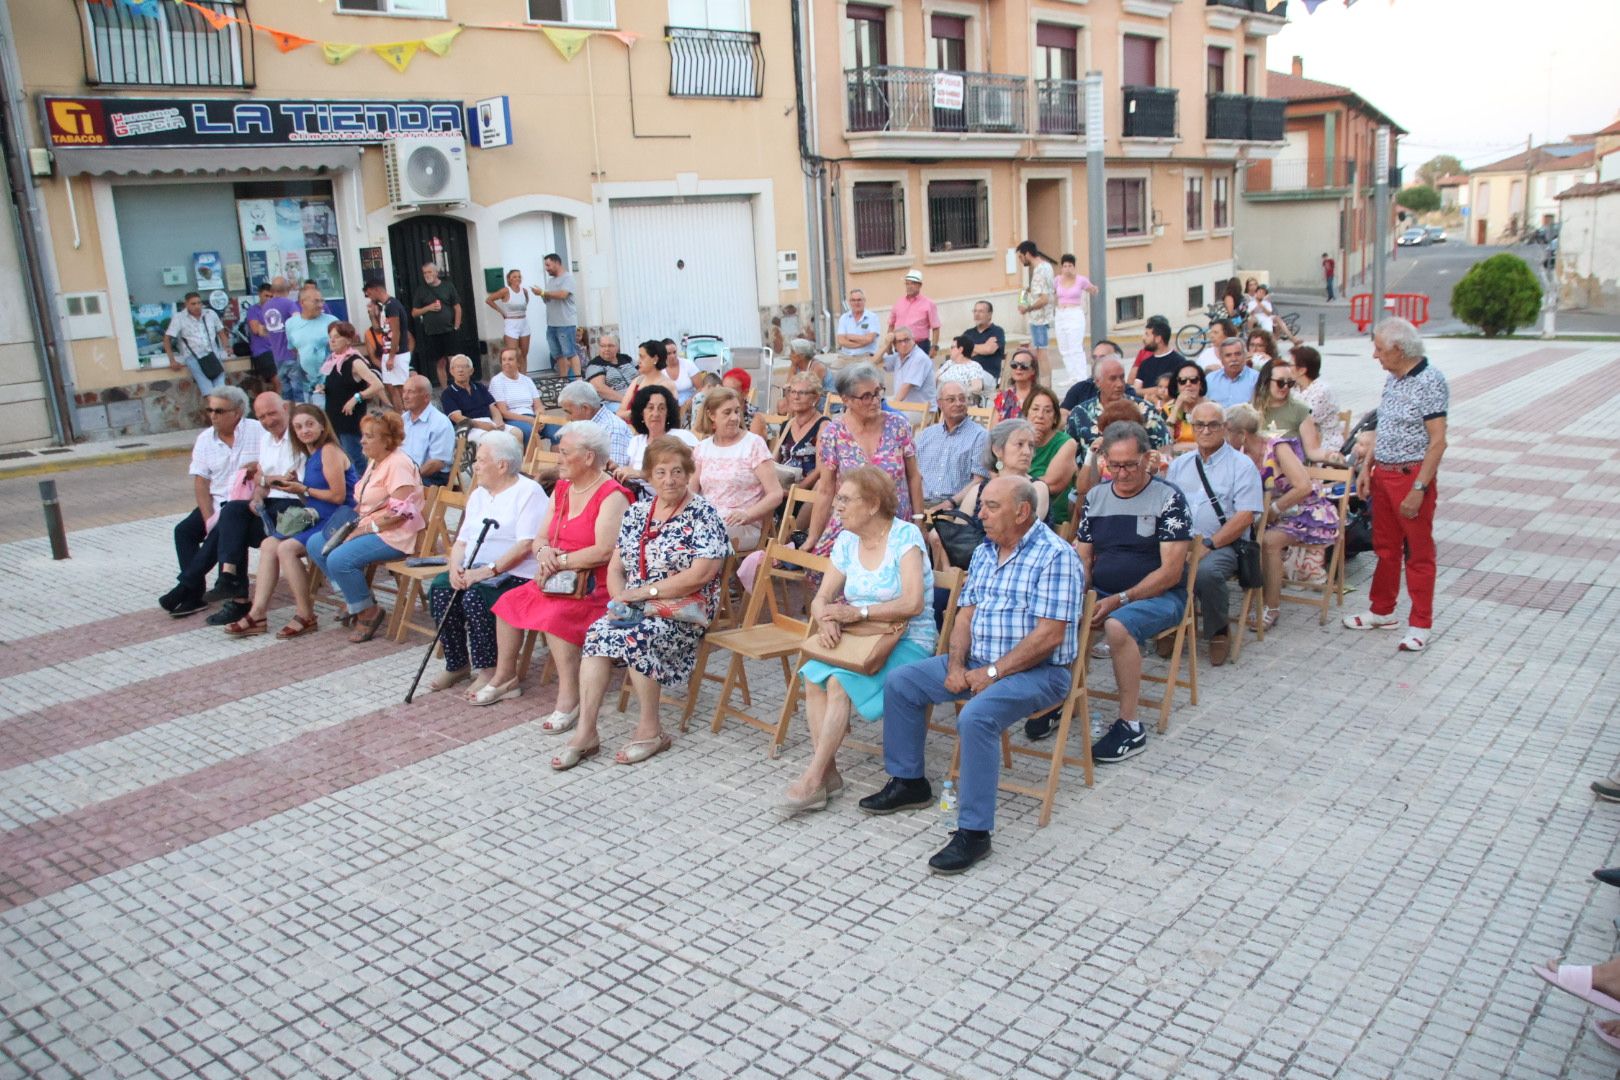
[41, 96, 464, 149]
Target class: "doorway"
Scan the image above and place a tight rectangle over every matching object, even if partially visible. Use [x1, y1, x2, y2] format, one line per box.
[1476, 218, 1487, 245]
[498, 212, 571, 372]
[388, 215, 481, 377]
[1025, 178, 1064, 257]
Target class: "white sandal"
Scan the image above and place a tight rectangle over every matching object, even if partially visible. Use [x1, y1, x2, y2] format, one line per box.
[1342, 611, 1399, 631]
[539, 706, 580, 733]
[471, 678, 522, 706]
[1398, 628, 1429, 652]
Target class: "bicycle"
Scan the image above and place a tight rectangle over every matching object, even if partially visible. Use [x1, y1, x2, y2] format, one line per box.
[1175, 303, 1228, 355]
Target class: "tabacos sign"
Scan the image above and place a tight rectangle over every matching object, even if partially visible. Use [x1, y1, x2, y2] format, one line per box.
[42, 96, 464, 149]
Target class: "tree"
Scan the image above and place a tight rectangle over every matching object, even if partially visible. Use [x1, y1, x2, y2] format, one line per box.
[1417, 154, 1463, 188]
[1451, 254, 1542, 337]
[1396, 185, 1442, 214]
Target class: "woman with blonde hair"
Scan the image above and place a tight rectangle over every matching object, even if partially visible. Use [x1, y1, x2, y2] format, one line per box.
[692, 386, 783, 551]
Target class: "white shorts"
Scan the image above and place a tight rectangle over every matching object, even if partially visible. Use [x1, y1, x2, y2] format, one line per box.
[503, 318, 530, 339]
[378, 351, 411, 386]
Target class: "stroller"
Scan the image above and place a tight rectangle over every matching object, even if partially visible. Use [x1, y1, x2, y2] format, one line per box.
[683, 334, 732, 378]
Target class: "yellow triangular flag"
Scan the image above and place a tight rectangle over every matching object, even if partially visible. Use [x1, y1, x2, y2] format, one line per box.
[322, 41, 361, 64]
[541, 26, 591, 61]
[421, 27, 462, 56]
[372, 40, 421, 73]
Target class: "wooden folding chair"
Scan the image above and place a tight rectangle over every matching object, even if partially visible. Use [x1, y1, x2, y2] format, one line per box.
[760, 412, 788, 450]
[1088, 540, 1202, 734]
[892, 400, 930, 429]
[943, 592, 1099, 827]
[842, 566, 965, 759]
[692, 542, 829, 757]
[382, 487, 463, 643]
[522, 447, 563, 486]
[1276, 466, 1353, 625]
[446, 430, 471, 493]
[615, 553, 741, 721]
[966, 405, 995, 428]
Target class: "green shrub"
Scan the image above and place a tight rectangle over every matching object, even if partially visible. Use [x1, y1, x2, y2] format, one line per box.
[1450, 253, 1542, 337]
[1396, 185, 1442, 214]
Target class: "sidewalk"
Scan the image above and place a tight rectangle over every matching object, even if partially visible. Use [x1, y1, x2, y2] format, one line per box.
[0, 429, 193, 480]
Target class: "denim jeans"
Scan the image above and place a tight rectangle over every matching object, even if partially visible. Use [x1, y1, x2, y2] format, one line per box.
[307, 532, 404, 614]
[338, 432, 364, 470]
[503, 416, 535, 445]
[882, 654, 1071, 832]
[276, 358, 308, 403]
[546, 325, 578, 364]
[183, 354, 226, 396]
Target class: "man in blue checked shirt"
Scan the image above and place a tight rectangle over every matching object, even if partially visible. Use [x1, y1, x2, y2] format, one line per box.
[861, 475, 1083, 875]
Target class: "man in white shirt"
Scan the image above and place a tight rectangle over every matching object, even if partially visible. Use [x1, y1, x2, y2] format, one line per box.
[205, 392, 301, 625]
[835, 289, 880, 359]
[883, 326, 938, 407]
[164, 292, 229, 396]
[160, 385, 264, 618]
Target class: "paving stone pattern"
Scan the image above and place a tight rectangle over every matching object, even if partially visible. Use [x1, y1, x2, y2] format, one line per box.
[2, 339, 1619, 1078]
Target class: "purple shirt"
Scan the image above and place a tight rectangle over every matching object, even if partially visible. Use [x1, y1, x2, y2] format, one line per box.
[250, 296, 299, 364]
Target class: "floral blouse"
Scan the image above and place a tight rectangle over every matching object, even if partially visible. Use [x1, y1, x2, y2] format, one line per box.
[817, 412, 917, 521]
[616, 495, 732, 620]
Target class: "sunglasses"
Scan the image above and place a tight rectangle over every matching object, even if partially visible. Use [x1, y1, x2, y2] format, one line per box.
[1010, 362, 1033, 371]
[204, 407, 236, 415]
[1177, 376, 1202, 385]
[1271, 379, 1296, 389]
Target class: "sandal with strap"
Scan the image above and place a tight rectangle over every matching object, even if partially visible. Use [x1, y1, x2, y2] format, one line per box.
[1342, 611, 1399, 631]
[551, 741, 600, 771]
[1398, 628, 1429, 653]
[224, 614, 268, 637]
[616, 732, 673, 766]
[347, 607, 388, 644]
[277, 613, 318, 639]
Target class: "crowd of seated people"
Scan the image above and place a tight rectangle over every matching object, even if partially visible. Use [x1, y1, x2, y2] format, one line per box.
[159, 307, 1393, 878]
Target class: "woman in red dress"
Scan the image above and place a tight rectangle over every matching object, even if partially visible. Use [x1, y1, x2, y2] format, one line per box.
[472, 422, 631, 732]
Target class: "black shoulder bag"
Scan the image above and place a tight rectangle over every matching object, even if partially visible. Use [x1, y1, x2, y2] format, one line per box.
[930, 478, 987, 570]
[1193, 455, 1264, 589]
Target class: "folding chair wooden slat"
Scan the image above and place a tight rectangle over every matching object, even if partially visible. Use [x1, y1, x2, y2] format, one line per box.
[381, 487, 460, 643]
[1087, 539, 1202, 734]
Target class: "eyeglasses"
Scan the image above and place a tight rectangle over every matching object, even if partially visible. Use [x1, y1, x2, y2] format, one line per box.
[937, 395, 967, 404]
[1106, 457, 1145, 473]
[1271, 379, 1296, 389]
[1177, 376, 1202, 385]
[786, 388, 817, 396]
[1190, 420, 1224, 430]
[849, 390, 884, 403]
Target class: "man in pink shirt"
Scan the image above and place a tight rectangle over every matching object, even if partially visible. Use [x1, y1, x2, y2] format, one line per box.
[884, 269, 941, 356]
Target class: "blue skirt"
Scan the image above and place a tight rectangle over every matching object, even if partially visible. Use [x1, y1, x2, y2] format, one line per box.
[799, 638, 932, 722]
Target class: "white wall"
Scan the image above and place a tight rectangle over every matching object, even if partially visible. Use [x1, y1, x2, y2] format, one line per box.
[0, 154, 50, 447]
[1237, 199, 1340, 291]
[1557, 191, 1620, 313]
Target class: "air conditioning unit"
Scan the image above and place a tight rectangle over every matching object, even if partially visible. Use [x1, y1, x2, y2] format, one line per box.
[970, 86, 1018, 132]
[384, 134, 469, 208]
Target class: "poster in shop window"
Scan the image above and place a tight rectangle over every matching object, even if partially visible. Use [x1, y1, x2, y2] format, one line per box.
[307, 249, 341, 298]
[131, 302, 172, 366]
[237, 194, 343, 299]
[302, 202, 338, 250]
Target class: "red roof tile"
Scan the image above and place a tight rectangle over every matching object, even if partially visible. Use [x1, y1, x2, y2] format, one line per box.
[1264, 70, 1407, 134]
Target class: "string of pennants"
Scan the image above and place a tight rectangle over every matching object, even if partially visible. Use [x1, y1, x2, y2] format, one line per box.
[97, 0, 641, 73]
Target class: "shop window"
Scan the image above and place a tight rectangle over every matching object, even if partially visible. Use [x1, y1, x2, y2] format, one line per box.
[337, 0, 448, 14]
[81, 0, 252, 88]
[1107, 178, 1148, 238]
[526, 0, 615, 27]
[853, 181, 906, 259]
[1116, 295, 1144, 323]
[926, 179, 988, 253]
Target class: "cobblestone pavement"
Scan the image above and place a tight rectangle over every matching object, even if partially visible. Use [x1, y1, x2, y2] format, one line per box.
[3, 338, 1620, 1079]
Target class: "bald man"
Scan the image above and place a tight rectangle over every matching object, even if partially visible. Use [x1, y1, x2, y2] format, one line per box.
[401, 374, 456, 485]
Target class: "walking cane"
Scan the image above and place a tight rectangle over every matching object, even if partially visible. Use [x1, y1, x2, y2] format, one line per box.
[405, 517, 497, 703]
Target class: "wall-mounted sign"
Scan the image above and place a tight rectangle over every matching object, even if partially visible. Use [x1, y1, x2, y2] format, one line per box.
[932, 73, 964, 112]
[470, 96, 512, 149]
[41, 96, 464, 150]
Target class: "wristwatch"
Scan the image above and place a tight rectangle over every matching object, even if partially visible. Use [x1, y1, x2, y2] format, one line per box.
[1119, 589, 1132, 605]
[649, 586, 660, 598]
[1412, 481, 1428, 492]
[986, 664, 999, 680]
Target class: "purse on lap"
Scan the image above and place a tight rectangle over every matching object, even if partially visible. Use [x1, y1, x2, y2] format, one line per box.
[798, 620, 906, 676]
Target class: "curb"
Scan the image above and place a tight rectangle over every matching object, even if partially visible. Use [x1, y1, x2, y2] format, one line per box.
[0, 444, 192, 481]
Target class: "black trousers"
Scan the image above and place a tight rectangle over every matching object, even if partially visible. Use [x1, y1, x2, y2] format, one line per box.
[413, 330, 465, 386]
[175, 501, 271, 590]
[213, 500, 270, 579]
[174, 508, 216, 587]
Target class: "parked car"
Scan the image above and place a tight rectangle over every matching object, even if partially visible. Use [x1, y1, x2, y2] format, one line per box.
[1397, 228, 1429, 247]
[1424, 226, 1447, 244]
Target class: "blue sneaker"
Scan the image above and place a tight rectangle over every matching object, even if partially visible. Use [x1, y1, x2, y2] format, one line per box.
[1093, 719, 1146, 764]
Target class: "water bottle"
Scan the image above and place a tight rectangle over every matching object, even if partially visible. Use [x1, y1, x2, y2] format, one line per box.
[939, 780, 958, 828]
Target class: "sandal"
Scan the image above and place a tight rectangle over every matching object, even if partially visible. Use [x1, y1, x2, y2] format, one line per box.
[1534, 959, 1620, 1015]
[539, 707, 581, 733]
[551, 741, 600, 771]
[1594, 1020, 1620, 1053]
[276, 613, 318, 639]
[224, 614, 268, 637]
[430, 668, 471, 692]
[1342, 611, 1399, 631]
[347, 607, 388, 644]
[471, 678, 522, 706]
[1397, 628, 1429, 653]
[615, 732, 672, 765]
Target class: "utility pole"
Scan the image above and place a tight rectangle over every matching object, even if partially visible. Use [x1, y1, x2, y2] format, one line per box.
[1085, 71, 1107, 346]
[1371, 125, 1389, 334]
[1522, 132, 1534, 239]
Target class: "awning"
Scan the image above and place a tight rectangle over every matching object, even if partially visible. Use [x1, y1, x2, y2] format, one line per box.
[52, 145, 364, 177]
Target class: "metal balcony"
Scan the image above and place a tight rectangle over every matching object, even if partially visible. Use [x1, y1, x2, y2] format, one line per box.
[79, 0, 254, 88]
[1243, 158, 1354, 197]
[1123, 86, 1178, 139]
[845, 66, 1029, 136]
[666, 27, 764, 99]
[1034, 78, 1083, 136]
[1248, 97, 1285, 142]
[1207, 0, 1288, 13]
[1208, 94, 1287, 141]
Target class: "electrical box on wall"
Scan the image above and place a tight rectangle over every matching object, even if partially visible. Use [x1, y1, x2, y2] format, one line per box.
[776, 250, 798, 271]
[60, 291, 113, 340]
[161, 266, 187, 286]
[778, 270, 799, 291]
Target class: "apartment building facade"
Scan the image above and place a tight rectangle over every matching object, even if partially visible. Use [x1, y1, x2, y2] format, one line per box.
[1467, 142, 1597, 245]
[5, 0, 805, 440]
[1233, 57, 1402, 295]
[800, 0, 1289, 349]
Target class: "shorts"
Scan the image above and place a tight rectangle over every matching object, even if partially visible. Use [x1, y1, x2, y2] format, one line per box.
[249, 352, 276, 381]
[1029, 323, 1050, 348]
[503, 318, 530, 339]
[546, 325, 578, 361]
[1101, 589, 1187, 646]
[378, 351, 411, 386]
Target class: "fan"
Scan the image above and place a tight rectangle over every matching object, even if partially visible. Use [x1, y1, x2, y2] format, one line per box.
[384, 135, 469, 207]
[406, 144, 451, 199]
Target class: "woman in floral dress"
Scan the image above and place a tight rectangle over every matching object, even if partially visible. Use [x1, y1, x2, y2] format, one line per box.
[557, 437, 732, 771]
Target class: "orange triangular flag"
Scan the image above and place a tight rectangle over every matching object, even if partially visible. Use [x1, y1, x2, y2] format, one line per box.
[260, 26, 316, 53]
[182, 0, 237, 30]
[606, 30, 640, 47]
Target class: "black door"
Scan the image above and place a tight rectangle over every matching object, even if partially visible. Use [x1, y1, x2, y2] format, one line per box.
[388, 215, 482, 376]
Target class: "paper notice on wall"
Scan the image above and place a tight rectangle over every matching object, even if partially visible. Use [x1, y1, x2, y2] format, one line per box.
[238, 199, 275, 248]
[307, 248, 341, 297]
[193, 251, 222, 291]
[933, 72, 964, 111]
[224, 262, 246, 292]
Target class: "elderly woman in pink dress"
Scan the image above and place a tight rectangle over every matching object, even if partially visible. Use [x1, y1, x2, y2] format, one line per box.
[691, 386, 783, 552]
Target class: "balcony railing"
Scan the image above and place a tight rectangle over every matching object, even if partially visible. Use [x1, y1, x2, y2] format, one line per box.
[79, 0, 253, 88]
[1034, 78, 1083, 136]
[1123, 86, 1178, 139]
[1207, 93, 1286, 141]
[1243, 157, 1355, 196]
[846, 67, 1029, 135]
[667, 27, 763, 98]
[1207, 0, 1289, 13]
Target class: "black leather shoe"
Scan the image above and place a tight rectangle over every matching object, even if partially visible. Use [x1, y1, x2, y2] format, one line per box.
[858, 776, 933, 816]
[158, 582, 188, 612]
[1595, 867, 1620, 888]
[204, 572, 246, 603]
[168, 586, 207, 618]
[928, 830, 992, 875]
[206, 600, 251, 627]
[1593, 776, 1620, 803]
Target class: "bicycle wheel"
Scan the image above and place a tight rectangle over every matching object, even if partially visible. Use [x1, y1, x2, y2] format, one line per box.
[1175, 325, 1207, 355]
[1282, 312, 1301, 335]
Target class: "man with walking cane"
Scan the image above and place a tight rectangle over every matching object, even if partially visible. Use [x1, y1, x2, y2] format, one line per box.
[407, 431, 550, 700]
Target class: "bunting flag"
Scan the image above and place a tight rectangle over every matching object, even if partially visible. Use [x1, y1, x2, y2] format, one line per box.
[421, 27, 463, 56]
[541, 26, 591, 61]
[261, 27, 316, 53]
[371, 40, 420, 73]
[322, 41, 362, 64]
[605, 30, 640, 48]
[122, 0, 160, 15]
[179, 0, 239, 30]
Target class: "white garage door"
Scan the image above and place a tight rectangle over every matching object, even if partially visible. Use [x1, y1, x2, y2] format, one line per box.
[610, 198, 761, 349]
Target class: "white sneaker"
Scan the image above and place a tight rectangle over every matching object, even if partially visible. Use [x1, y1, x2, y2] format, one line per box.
[1397, 627, 1429, 652]
[1342, 611, 1399, 631]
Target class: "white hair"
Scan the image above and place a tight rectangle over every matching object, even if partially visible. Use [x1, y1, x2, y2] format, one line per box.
[558, 381, 602, 410]
[480, 429, 523, 474]
[1374, 317, 1424, 361]
[208, 385, 250, 415]
[835, 363, 883, 397]
[558, 419, 610, 463]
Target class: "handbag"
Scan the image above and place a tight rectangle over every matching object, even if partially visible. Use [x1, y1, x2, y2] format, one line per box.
[798, 620, 906, 676]
[319, 505, 360, 555]
[1192, 454, 1264, 590]
[274, 504, 320, 538]
[540, 568, 593, 598]
[181, 334, 225, 382]
[930, 480, 987, 570]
